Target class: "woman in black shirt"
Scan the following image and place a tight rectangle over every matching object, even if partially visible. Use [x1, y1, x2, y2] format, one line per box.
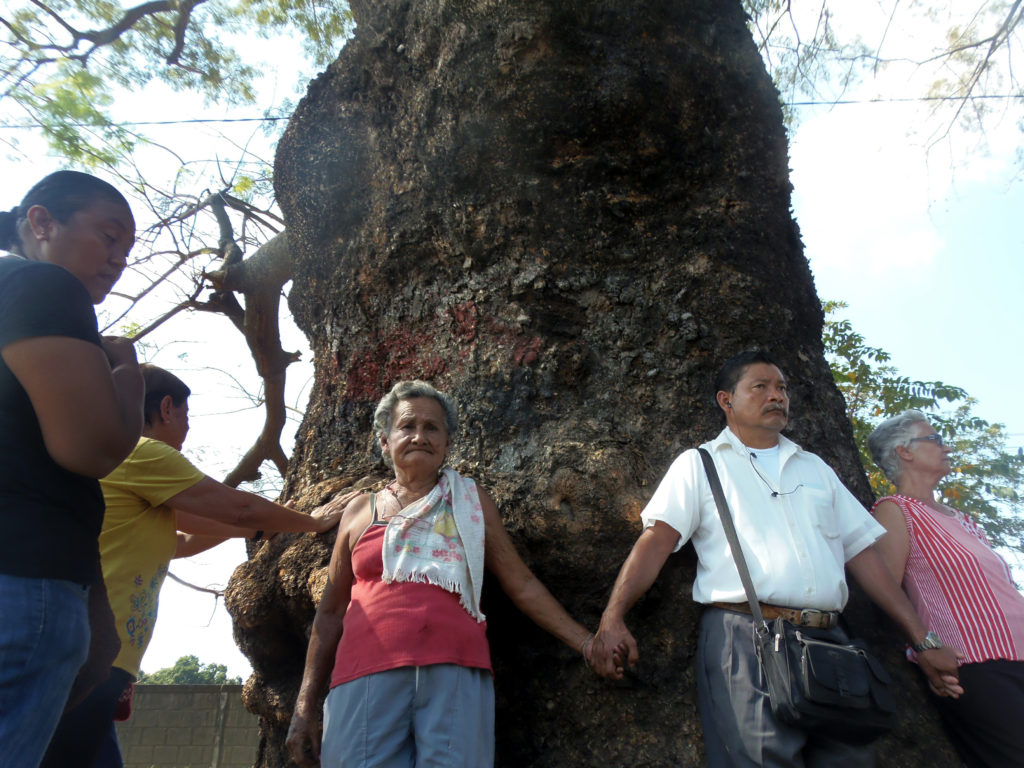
[0, 171, 144, 768]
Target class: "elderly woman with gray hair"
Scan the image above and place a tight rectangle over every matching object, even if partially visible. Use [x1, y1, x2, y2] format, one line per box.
[286, 380, 593, 768]
[868, 409, 1024, 768]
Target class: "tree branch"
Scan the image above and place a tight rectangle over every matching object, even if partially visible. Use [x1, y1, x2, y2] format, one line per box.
[26, 0, 84, 44]
[78, 0, 177, 47]
[183, 194, 300, 488]
[165, 570, 224, 598]
[127, 283, 205, 341]
[166, 0, 203, 65]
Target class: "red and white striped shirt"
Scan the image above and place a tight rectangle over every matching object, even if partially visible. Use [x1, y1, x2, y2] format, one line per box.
[873, 494, 1024, 665]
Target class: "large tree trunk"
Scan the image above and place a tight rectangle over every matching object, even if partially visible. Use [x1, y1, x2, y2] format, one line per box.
[226, 1, 961, 765]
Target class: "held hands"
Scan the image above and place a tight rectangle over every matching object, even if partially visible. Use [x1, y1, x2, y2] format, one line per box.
[588, 617, 639, 680]
[285, 709, 322, 767]
[917, 646, 965, 698]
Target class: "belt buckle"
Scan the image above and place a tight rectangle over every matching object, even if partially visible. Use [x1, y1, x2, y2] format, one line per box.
[797, 608, 829, 628]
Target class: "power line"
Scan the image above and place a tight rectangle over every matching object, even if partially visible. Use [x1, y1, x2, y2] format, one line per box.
[0, 116, 289, 129]
[0, 93, 1020, 131]
[788, 93, 1021, 106]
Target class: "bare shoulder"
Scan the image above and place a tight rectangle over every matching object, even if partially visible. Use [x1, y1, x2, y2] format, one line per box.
[872, 499, 908, 532]
[471, 482, 502, 521]
[471, 479, 494, 503]
[337, 491, 375, 548]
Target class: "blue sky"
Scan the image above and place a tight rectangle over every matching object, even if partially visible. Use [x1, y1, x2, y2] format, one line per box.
[790, 94, 1023, 451]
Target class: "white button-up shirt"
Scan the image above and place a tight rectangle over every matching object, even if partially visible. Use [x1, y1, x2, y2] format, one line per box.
[641, 427, 884, 611]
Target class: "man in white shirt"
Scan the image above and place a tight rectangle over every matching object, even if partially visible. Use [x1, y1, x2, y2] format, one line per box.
[590, 350, 962, 767]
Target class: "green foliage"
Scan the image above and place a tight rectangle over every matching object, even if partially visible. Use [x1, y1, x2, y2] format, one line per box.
[0, 0, 354, 163]
[824, 300, 1024, 547]
[136, 654, 242, 685]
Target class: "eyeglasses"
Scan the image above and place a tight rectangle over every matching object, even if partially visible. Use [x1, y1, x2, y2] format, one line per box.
[909, 434, 945, 447]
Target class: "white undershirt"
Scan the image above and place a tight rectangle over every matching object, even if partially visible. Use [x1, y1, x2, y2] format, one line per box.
[749, 443, 780, 484]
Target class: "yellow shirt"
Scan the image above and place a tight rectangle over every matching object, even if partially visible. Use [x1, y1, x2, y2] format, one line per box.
[100, 437, 205, 676]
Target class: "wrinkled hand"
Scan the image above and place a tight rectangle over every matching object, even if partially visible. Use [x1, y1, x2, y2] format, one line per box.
[285, 710, 322, 767]
[101, 336, 139, 370]
[917, 646, 964, 698]
[589, 617, 638, 680]
[310, 489, 363, 533]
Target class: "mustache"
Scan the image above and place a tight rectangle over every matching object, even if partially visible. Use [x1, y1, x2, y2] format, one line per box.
[763, 404, 788, 415]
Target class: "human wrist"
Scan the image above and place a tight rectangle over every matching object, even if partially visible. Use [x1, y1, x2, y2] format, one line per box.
[600, 607, 627, 628]
[293, 701, 314, 719]
[579, 632, 594, 659]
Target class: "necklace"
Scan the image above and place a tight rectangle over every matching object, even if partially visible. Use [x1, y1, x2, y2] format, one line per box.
[385, 480, 430, 512]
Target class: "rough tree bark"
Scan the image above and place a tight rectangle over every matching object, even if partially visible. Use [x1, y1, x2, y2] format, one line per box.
[226, 1, 962, 765]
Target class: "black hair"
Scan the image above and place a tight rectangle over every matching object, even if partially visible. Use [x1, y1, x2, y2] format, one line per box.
[141, 364, 191, 426]
[0, 207, 20, 253]
[0, 170, 131, 254]
[713, 349, 784, 402]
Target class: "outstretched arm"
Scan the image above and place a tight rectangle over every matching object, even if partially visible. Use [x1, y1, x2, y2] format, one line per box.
[173, 491, 361, 558]
[167, 478, 349, 534]
[590, 521, 679, 679]
[846, 546, 964, 697]
[481, 487, 593, 659]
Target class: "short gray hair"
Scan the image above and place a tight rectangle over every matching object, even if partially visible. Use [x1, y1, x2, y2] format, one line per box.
[867, 409, 931, 484]
[373, 380, 459, 444]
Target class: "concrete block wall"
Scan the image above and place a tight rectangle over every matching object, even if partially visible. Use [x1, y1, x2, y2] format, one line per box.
[115, 684, 259, 768]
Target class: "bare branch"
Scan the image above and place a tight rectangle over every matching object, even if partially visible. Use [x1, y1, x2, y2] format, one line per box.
[127, 284, 204, 341]
[0, 16, 34, 48]
[165, 570, 223, 598]
[219, 193, 285, 229]
[25, 0, 84, 44]
[930, 0, 1024, 142]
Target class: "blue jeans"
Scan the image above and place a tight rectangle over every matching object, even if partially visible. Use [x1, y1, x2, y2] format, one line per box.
[41, 665, 132, 768]
[0, 574, 90, 768]
[322, 665, 495, 767]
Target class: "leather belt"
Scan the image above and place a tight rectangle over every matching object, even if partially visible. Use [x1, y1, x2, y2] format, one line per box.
[711, 601, 840, 630]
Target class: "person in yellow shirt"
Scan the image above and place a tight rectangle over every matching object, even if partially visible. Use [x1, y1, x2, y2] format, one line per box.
[42, 364, 348, 768]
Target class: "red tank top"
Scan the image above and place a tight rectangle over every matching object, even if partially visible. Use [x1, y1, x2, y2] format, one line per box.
[330, 523, 492, 688]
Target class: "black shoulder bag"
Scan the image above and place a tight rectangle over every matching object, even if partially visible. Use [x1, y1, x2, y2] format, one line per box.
[697, 448, 896, 744]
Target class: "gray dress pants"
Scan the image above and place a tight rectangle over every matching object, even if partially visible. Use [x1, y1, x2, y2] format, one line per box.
[696, 607, 875, 768]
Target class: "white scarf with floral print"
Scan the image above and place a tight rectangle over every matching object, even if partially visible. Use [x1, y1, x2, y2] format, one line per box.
[381, 467, 486, 622]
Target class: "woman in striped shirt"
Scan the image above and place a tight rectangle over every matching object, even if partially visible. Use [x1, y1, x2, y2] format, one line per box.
[868, 410, 1024, 768]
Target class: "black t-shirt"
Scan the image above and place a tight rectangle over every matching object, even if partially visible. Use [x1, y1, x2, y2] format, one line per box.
[0, 256, 105, 585]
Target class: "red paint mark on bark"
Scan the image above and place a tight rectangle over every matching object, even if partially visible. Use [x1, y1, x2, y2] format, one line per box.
[343, 328, 447, 401]
[512, 336, 541, 367]
[451, 301, 477, 342]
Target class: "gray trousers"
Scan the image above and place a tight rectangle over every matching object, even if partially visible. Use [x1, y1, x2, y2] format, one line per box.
[696, 607, 875, 768]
